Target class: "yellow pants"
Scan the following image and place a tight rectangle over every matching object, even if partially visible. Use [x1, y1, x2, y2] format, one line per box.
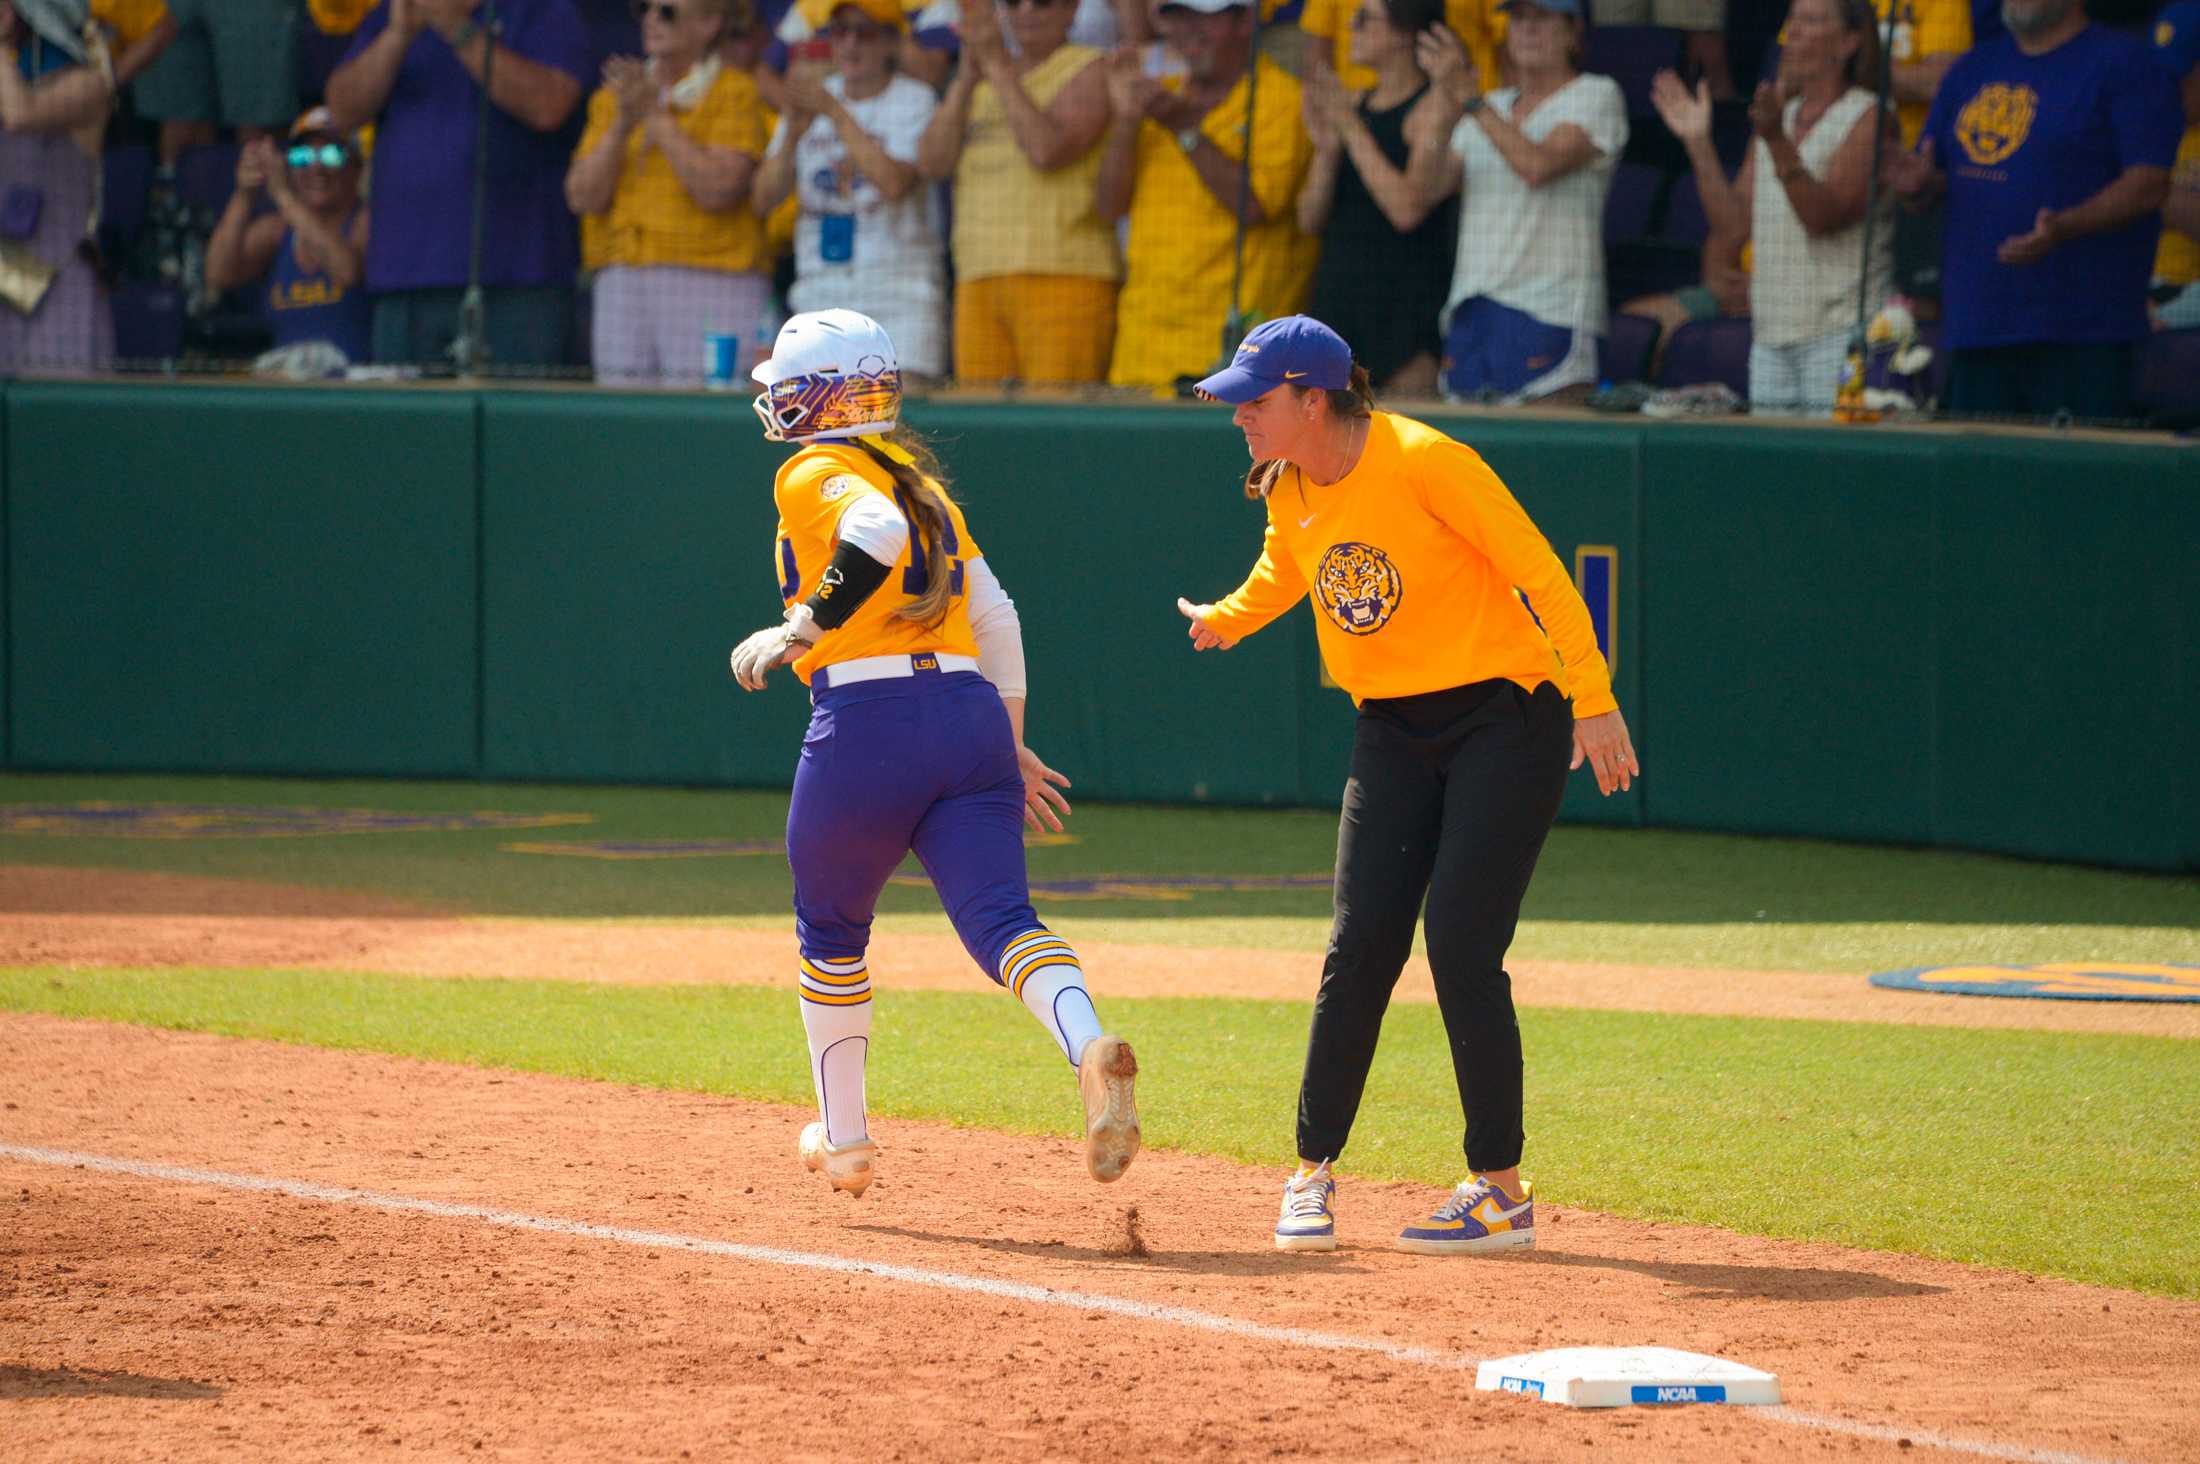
[953, 275, 1119, 386]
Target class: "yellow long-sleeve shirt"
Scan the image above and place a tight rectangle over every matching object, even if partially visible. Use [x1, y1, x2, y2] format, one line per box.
[1204, 412, 1615, 714]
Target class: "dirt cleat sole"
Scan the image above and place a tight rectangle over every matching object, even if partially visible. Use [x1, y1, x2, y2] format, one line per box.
[1079, 1035, 1141, 1183]
[799, 1121, 876, 1198]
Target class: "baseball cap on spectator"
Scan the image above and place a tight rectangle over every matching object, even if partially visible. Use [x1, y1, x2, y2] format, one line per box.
[12, 0, 91, 61]
[289, 105, 370, 164]
[1195, 316, 1355, 403]
[1157, 0, 1252, 12]
[2153, 2, 2200, 79]
[796, 0, 909, 29]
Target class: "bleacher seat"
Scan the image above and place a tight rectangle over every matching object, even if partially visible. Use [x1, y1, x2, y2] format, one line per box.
[1598, 312, 1661, 385]
[1584, 25, 1685, 119]
[174, 142, 242, 219]
[1604, 162, 1661, 247]
[1664, 173, 1710, 245]
[99, 142, 155, 264]
[1658, 316, 1751, 394]
[2133, 327, 2200, 426]
[111, 282, 185, 365]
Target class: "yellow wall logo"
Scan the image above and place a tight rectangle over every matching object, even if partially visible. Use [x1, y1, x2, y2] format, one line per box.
[1954, 83, 2037, 167]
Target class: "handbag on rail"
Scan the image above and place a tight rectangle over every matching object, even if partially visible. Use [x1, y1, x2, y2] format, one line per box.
[0, 238, 60, 316]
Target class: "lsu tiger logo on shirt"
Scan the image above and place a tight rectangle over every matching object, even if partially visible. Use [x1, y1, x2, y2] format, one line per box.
[1954, 83, 2037, 168]
[1315, 542, 1403, 636]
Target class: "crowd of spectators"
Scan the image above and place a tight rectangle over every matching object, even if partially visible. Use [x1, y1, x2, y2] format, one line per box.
[1, 0, 2195, 424]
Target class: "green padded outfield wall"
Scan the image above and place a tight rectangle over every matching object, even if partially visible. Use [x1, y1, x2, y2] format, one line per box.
[1, 381, 2190, 869]
[4, 383, 480, 777]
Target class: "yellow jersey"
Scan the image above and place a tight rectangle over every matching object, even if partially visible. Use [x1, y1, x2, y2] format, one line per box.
[2155, 127, 2200, 287]
[1299, 0, 1507, 97]
[90, 0, 169, 51]
[576, 64, 773, 275]
[773, 442, 982, 684]
[1108, 57, 1316, 389]
[1203, 412, 1615, 713]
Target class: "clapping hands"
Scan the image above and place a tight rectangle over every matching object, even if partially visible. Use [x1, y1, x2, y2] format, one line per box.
[1414, 24, 1475, 109]
[1104, 45, 1161, 122]
[1649, 68, 1711, 144]
[604, 55, 659, 122]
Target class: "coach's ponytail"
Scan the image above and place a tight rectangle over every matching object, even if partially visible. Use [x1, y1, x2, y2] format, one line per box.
[855, 428, 959, 629]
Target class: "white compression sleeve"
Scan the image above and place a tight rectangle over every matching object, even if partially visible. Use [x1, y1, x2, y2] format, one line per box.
[964, 557, 1027, 701]
[835, 492, 909, 565]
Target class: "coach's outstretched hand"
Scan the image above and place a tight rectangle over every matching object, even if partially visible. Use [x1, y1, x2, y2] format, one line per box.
[1177, 598, 1238, 652]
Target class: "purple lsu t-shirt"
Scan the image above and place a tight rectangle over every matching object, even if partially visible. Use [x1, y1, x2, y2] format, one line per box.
[344, 0, 591, 292]
[1922, 24, 2183, 349]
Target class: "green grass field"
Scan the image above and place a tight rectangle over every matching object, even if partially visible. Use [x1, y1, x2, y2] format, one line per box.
[2, 773, 2196, 1297]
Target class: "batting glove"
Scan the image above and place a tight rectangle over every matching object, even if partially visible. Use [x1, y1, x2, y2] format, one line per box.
[730, 606, 820, 691]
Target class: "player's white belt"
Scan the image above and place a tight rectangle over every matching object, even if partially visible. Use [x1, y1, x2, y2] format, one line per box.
[812, 652, 980, 689]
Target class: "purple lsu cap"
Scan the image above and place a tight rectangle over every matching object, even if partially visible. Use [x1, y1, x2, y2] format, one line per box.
[1195, 316, 1353, 404]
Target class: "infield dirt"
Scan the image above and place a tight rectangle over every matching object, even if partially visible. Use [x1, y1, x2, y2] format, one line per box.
[5, 864, 2198, 1462]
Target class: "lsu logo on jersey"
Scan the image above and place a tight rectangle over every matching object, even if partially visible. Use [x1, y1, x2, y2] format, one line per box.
[1315, 542, 1403, 636]
[1954, 83, 2036, 168]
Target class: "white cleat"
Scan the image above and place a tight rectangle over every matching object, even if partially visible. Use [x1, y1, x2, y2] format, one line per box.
[1079, 1035, 1141, 1183]
[799, 1121, 876, 1197]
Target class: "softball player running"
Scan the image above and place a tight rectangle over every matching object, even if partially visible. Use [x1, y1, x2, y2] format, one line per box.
[1178, 315, 1636, 1255]
[729, 308, 1140, 1199]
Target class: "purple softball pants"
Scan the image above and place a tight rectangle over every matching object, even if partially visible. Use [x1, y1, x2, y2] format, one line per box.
[787, 668, 1039, 981]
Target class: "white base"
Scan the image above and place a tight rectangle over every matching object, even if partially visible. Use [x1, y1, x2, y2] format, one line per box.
[1475, 1347, 1782, 1409]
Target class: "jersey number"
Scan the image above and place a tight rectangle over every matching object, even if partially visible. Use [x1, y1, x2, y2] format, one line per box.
[777, 537, 800, 602]
[893, 488, 964, 597]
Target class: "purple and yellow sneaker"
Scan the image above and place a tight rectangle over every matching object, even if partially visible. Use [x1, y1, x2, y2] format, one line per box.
[1274, 1161, 1338, 1252]
[1395, 1175, 1534, 1255]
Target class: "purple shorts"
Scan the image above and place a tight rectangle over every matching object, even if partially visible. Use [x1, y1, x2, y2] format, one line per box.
[786, 668, 1039, 982]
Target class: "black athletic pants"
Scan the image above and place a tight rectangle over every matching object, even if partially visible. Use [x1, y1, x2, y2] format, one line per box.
[1296, 678, 1573, 1174]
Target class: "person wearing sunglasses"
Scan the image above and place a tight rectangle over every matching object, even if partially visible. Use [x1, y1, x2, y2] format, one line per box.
[1095, 0, 1316, 391]
[751, 0, 948, 381]
[205, 107, 374, 367]
[324, 0, 590, 372]
[914, 0, 1117, 385]
[0, 0, 116, 376]
[566, 0, 774, 386]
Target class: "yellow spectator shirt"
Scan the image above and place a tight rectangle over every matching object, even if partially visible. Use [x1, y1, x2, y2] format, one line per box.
[953, 44, 1119, 283]
[1299, 0, 1506, 96]
[774, 442, 982, 683]
[1108, 57, 1317, 389]
[90, 0, 169, 51]
[1204, 412, 1615, 713]
[576, 63, 773, 274]
[2156, 127, 2200, 286]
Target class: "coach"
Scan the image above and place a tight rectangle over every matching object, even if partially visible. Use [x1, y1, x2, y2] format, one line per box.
[1176, 315, 1636, 1257]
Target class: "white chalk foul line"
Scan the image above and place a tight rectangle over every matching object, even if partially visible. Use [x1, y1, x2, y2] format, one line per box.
[1, 1143, 2129, 1464]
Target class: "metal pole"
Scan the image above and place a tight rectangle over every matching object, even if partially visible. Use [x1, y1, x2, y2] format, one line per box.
[454, 1, 499, 378]
[1848, 5, 1899, 363]
[1220, 0, 1266, 364]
